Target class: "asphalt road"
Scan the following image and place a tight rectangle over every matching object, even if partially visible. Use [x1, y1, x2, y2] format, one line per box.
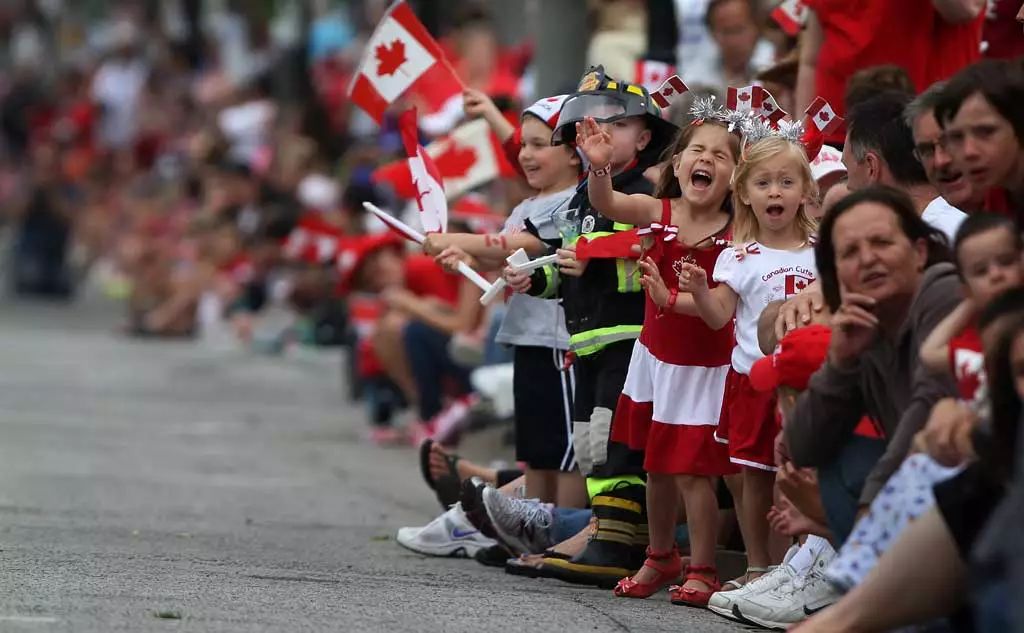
[0, 296, 751, 633]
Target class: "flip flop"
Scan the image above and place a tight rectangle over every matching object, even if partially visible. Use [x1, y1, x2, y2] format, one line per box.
[417, 439, 462, 509]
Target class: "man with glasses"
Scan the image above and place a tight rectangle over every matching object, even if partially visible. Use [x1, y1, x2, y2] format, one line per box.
[842, 90, 967, 242]
[905, 82, 985, 212]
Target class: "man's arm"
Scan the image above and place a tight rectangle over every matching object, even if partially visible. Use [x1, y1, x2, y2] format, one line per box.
[794, 10, 823, 116]
[931, 0, 985, 24]
[785, 360, 865, 468]
[759, 300, 784, 355]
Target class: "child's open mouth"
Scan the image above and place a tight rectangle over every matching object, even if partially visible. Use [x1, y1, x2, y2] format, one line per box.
[765, 204, 785, 217]
[690, 169, 713, 190]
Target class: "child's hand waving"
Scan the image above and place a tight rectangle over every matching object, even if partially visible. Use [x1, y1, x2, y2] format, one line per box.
[638, 257, 670, 307]
[463, 88, 499, 120]
[677, 262, 709, 295]
[575, 116, 614, 169]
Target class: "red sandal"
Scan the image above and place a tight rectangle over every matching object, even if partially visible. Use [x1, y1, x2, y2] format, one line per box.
[668, 564, 721, 607]
[612, 546, 682, 599]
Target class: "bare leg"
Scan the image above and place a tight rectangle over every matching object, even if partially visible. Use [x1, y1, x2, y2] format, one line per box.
[798, 507, 966, 632]
[678, 475, 720, 590]
[630, 473, 679, 584]
[525, 468, 556, 503]
[428, 444, 498, 484]
[555, 470, 588, 508]
[740, 467, 776, 572]
[372, 312, 418, 407]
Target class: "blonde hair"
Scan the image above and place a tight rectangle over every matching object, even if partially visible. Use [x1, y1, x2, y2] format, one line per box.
[730, 137, 819, 245]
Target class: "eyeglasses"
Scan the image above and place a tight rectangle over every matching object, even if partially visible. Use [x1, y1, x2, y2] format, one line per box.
[912, 139, 946, 162]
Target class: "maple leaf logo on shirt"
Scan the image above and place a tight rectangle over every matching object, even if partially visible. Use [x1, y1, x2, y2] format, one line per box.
[376, 39, 407, 77]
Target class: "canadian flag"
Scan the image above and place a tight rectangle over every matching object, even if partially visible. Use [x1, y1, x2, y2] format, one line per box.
[399, 108, 448, 233]
[771, 0, 807, 37]
[727, 85, 764, 114]
[635, 59, 677, 93]
[373, 117, 515, 200]
[759, 88, 788, 126]
[804, 97, 844, 136]
[650, 75, 689, 109]
[785, 273, 815, 296]
[348, 1, 457, 123]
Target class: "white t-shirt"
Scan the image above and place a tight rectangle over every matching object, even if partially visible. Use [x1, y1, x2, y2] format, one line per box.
[713, 242, 818, 374]
[922, 197, 967, 244]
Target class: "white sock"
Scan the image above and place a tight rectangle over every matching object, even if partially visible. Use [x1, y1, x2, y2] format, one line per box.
[787, 535, 831, 575]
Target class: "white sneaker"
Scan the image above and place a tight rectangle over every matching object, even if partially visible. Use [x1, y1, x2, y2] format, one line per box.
[396, 503, 497, 557]
[733, 547, 840, 630]
[708, 545, 799, 621]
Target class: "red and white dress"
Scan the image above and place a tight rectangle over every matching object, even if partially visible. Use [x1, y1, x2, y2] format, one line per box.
[714, 239, 817, 471]
[612, 199, 736, 475]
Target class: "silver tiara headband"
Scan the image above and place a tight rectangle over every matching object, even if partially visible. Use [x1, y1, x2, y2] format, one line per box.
[690, 95, 805, 142]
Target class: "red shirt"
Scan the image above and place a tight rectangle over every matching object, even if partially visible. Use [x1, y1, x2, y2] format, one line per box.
[949, 324, 985, 402]
[806, 0, 983, 144]
[404, 255, 460, 306]
[983, 0, 1024, 60]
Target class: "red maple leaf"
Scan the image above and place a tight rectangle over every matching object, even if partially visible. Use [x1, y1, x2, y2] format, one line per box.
[819, 110, 831, 122]
[375, 39, 407, 77]
[738, 91, 751, 102]
[433, 142, 478, 179]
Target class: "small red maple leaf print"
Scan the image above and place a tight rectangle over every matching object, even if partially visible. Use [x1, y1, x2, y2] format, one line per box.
[819, 110, 831, 122]
[412, 178, 432, 211]
[738, 91, 751, 102]
[663, 86, 675, 96]
[763, 102, 774, 112]
[376, 39, 407, 77]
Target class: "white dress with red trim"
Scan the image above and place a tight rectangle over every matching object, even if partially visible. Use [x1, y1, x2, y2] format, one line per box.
[611, 200, 736, 476]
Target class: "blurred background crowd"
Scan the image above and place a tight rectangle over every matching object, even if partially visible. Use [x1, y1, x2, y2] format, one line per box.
[0, 0, 1019, 443]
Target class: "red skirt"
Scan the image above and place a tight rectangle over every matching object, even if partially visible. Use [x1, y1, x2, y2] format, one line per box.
[611, 341, 737, 476]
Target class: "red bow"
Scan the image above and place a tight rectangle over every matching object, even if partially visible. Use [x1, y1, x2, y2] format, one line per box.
[638, 222, 679, 242]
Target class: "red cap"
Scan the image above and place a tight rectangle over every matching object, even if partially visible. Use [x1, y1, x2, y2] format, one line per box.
[335, 232, 404, 295]
[749, 324, 832, 392]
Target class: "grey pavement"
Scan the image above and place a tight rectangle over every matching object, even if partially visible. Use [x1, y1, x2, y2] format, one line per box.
[0, 296, 753, 633]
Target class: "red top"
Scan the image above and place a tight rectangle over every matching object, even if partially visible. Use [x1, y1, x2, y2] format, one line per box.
[983, 0, 1024, 60]
[639, 199, 735, 367]
[949, 323, 985, 402]
[984, 187, 1014, 217]
[806, 0, 982, 144]
[404, 255, 460, 306]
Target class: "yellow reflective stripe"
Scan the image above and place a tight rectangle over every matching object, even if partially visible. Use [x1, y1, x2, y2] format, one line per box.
[569, 325, 642, 355]
[612, 222, 634, 231]
[600, 519, 637, 535]
[536, 264, 557, 299]
[592, 494, 643, 514]
[616, 257, 640, 293]
[587, 475, 646, 499]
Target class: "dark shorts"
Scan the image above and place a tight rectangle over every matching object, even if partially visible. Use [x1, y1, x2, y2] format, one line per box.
[513, 346, 576, 472]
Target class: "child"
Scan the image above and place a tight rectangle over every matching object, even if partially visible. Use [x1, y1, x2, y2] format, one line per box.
[423, 92, 588, 508]
[674, 135, 819, 594]
[575, 112, 740, 605]
[524, 66, 680, 588]
[920, 213, 1024, 407]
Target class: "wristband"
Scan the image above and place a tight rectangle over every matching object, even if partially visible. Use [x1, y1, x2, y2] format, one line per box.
[590, 163, 612, 178]
[658, 288, 679, 317]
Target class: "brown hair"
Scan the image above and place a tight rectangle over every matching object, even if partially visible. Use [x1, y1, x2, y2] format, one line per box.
[654, 120, 740, 199]
[844, 64, 914, 112]
[731, 137, 818, 244]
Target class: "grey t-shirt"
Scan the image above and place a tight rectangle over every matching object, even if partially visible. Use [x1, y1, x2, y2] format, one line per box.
[495, 186, 575, 350]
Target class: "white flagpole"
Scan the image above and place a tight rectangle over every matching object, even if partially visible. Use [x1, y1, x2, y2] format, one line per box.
[362, 202, 492, 293]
